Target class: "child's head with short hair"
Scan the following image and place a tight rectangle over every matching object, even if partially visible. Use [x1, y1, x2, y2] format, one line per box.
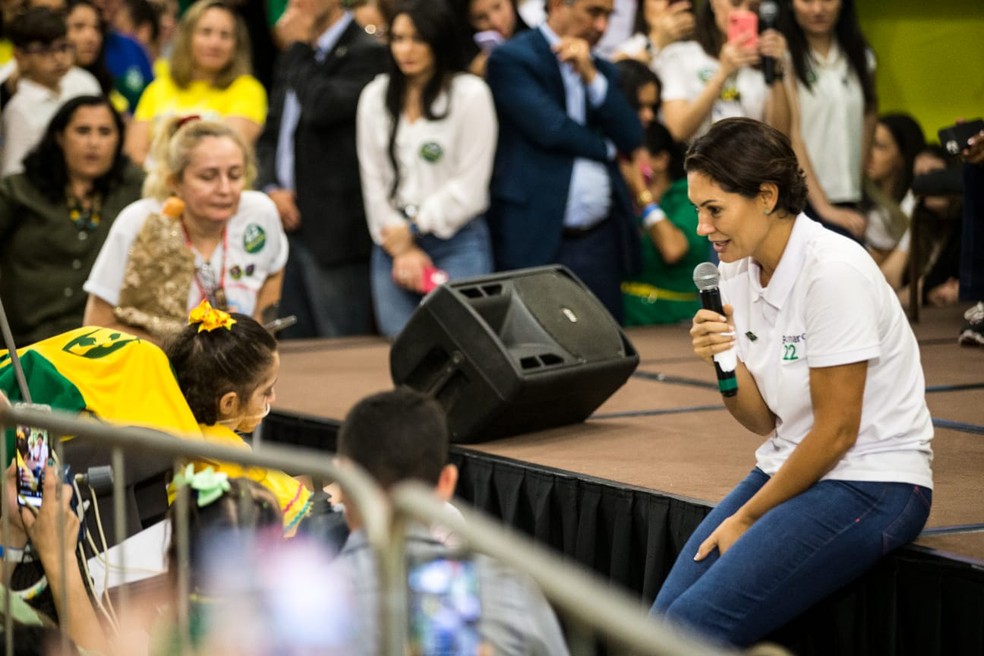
[9, 7, 74, 90]
[165, 302, 278, 433]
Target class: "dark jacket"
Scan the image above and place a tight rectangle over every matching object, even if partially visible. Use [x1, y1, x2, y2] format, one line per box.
[256, 20, 386, 266]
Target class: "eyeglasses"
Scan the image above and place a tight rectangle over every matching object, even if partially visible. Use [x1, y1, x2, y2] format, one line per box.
[22, 41, 75, 56]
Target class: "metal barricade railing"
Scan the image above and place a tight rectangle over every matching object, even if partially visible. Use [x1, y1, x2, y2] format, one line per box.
[0, 402, 398, 654]
[388, 481, 741, 656]
[0, 401, 763, 656]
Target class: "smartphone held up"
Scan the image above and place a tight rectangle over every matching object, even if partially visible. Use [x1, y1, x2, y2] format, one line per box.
[15, 424, 51, 508]
[727, 9, 758, 48]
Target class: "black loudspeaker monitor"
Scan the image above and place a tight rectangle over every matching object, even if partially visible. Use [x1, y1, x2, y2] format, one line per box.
[390, 266, 639, 443]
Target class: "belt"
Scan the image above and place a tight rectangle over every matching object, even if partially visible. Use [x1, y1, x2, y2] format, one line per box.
[562, 219, 608, 239]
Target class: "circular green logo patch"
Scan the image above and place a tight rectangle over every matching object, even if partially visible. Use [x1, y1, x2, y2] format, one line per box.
[243, 224, 266, 254]
[419, 142, 443, 163]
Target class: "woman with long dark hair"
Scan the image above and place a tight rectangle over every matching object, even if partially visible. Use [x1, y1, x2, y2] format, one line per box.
[65, 0, 130, 113]
[782, 0, 877, 239]
[654, 0, 789, 143]
[356, 0, 496, 337]
[0, 95, 143, 345]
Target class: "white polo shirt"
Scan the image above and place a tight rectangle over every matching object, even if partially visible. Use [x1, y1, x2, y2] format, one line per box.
[719, 215, 933, 488]
[84, 191, 288, 318]
[796, 43, 874, 204]
[655, 40, 768, 141]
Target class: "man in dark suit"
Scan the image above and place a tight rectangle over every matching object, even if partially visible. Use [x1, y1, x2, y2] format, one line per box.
[485, 0, 643, 322]
[257, 0, 386, 337]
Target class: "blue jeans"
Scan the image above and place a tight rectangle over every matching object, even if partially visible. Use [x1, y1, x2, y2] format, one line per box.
[371, 218, 493, 338]
[651, 468, 931, 647]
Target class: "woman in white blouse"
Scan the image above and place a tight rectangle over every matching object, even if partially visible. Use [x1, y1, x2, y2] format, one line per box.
[357, 0, 497, 337]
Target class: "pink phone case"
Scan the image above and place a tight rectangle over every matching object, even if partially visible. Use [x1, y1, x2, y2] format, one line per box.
[727, 10, 758, 48]
[421, 266, 449, 293]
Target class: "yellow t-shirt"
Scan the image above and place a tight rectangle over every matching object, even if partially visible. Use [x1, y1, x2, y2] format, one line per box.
[187, 423, 312, 538]
[133, 73, 267, 128]
[0, 40, 13, 67]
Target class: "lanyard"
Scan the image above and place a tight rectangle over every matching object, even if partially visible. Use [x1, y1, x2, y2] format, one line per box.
[182, 222, 229, 309]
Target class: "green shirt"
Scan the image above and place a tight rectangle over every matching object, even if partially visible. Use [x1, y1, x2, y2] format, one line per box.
[0, 165, 145, 345]
[622, 178, 707, 326]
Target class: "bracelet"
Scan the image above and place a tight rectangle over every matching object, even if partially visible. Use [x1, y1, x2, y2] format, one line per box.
[641, 203, 666, 229]
[636, 189, 655, 207]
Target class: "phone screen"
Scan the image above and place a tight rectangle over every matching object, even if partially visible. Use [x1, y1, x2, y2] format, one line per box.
[408, 557, 482, 655]
[16, 425, 49, 508]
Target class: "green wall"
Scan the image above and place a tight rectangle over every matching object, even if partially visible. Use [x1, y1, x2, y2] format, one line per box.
[857, 0, 984, 143]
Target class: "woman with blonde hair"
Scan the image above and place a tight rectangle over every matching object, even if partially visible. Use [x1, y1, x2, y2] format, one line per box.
[84, 116, 287, 343]
[124, 0, 267, 166]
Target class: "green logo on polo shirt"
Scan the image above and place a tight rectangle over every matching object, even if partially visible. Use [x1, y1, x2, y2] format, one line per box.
[781, 333, 804, 361]
[243, 224, 266, 254]
[419, 142, 443, 163]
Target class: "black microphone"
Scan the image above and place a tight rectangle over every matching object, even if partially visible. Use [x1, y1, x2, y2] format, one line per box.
[759, 0, 779, 85]
[693, 263, 738, 397]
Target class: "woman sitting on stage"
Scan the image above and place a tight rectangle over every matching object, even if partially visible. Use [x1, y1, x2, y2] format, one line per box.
[83, 116, 287, 344]
[356, 0, 497, 337]
[0, 95, 143, 347]
[652, 118, 933, 647]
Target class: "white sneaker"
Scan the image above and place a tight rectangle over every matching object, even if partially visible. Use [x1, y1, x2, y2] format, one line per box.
[963, 301, 984, 324]
[958, 302, 984, 347]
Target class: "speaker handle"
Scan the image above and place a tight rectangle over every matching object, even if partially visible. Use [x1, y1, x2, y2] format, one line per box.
[420, 351, 466, 397]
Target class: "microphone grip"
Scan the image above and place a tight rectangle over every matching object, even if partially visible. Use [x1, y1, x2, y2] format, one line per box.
[699, 288, 739, 397]
[763, 56, 776, 85]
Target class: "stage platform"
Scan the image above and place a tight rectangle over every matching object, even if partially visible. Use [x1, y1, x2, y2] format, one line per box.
[265, 304, 984, 655]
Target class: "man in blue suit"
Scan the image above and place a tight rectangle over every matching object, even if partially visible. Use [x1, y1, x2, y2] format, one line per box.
[485, 0, 644, 322]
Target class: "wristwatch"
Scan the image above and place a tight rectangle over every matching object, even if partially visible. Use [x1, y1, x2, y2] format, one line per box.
[400, 204, 421, 236]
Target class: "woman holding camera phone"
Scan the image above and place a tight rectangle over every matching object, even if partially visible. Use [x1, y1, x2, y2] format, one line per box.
[357, 0, 496, 338]
[452, 0, 529, 77]
[782, 0, 876, 240]
[613, 0, 695, 68]
[654, 0, 789, 142]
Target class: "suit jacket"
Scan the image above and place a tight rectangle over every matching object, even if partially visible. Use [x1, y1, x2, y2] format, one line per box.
[485, 28, 643, 274]
[256, 21, 386, 266]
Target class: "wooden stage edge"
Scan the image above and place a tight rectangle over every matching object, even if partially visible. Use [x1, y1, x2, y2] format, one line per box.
[269, 304, 984, 564]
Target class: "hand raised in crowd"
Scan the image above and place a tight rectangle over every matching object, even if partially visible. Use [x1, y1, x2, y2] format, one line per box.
[717, 35, 760, 78]
[553, 37, 597, 83]
[757, 28, 787, 71]
[651, 1, 695, 50]
[963, 128, 984, 165]
[275, 0, 320, 46]
[268, 188, 301, 232]
[18, 466, 79, 574]
[2, 463, 30, 547]
[690, 304, 736, 367]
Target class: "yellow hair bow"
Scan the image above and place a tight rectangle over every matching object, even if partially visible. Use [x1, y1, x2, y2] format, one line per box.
[188, 299, 236, 333]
